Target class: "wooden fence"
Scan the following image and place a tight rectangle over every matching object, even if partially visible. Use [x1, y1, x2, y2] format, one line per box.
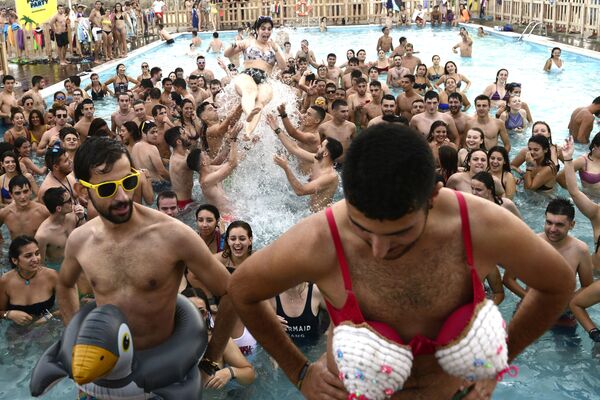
[490, 0, 599, 37]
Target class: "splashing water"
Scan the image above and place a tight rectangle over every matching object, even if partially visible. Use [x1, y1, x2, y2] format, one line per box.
[215, 77, 319, 246]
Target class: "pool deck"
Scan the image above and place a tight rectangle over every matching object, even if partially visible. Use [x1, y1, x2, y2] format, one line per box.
[8, 20, 600, 97]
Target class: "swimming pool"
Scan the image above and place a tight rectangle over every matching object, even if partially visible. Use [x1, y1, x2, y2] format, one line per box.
[3, 25, 600, 399]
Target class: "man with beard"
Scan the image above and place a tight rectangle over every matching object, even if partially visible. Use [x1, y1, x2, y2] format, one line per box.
[38, 145, 78, 203]
[448, 92, 470, 145]
[228, 124, 575, 400]
[504, 198, 593, 331]
[367, 94, 404, 127]
[270, 115, 342, 213]
[57, 136, 235, 375]
[165, 127, 194, 211]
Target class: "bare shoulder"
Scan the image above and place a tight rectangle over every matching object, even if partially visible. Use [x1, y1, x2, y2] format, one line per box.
[43, 267, 59, 283]
[574, 237, 590, 255]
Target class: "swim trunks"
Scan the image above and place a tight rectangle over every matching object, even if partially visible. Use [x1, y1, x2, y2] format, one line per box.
[55, 32, 68, 48]
[166, 38, 174, 45]
[177, 198, 194, 210]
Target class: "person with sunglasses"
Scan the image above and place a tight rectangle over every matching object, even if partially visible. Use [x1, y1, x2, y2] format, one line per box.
[57, 137, 236, 391]
[38, 143, 79, 205]
[191, 55, 215, 83]
[136, 62, 151, 82]
[223, 16, 287, 136]
[36, 106, 71, 156]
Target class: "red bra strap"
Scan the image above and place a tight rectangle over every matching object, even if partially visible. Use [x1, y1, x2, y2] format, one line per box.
[325, 208, 353, 291]
[454, 191, 485, 301]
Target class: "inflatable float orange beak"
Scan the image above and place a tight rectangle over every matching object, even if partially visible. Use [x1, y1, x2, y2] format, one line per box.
[72, 344, 118, 384]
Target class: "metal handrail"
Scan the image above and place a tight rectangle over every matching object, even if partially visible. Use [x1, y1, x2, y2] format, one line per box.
[518, 21, 546, 41]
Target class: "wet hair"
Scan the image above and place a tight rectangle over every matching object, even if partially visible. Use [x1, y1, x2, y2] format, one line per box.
[588, 132, 600, 159]
[222, 220, 253, 259]
[88, 118, 111, 137]
[472, 171, 503, 205]
[150, 67, 162, 77]
[13, 136, 29, 155]
[8, 235, 38, 268]
[2, 75, 15, 84]
[593, 96, 600, 105]
[309, 106, 326, 122]
[195, 203, 220, 221]
[350, 70, 362, 80]
[546, 197, 575, 221]
[487, 146, 511, 172]
[325, 137, 343, 161]
[347, 57, 359, 65]
[32, 75, 44, 87]
[403, 74, 416, 84]
[342, 124, 435, 219]
[424, 90, 439, 102]
[152, 104, 167, 117]
[149, 88, 162, 100]
[355, 77, 367, 86]
[123, 121, 141, 142]
[140, 120, 157, 135]
[464, 148, 488, 171]
[8, 174, 30, 193]
[438, 145, 458, 184]
[181, 286, 212, 325]
[28, 109, 45, 127]
[59, 126, 79, 141]
[140, 79, 154, 89]
[332, 99, 348, 110]
[173, 78, 186, 89]
[162, 77, 173, 86]
[382, 94, 396, 103]
[427, 120, 448, 142]
[474, 94, 491, 105]
[382, 115, 408, 124]
[69, 75, 81, 87]
[550, 47, 561, 56]
[43, 187, 68, 214]
[369, 80, 382, 89]
[212, 31, 219, 38]
[528, 135, 555, 169]
[156, 190, 178, 208]
[532, 121, 552, 141]
[448, 92, 463, 103]
[2, 150, 23, 175]
[74, 137, 133, 182]
[186, 148, 202, 173]
[164, 126, 184, 147]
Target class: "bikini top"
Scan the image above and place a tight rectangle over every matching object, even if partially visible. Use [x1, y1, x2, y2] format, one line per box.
[490, 86, 509, 101]
[579, 157, 600, 185]
[325, 191, 512, 399]
[1, 175, 11, 200]
[244, 44, 276, 65]
[505, 112, 524, 130]
[8, 293, 55, 317]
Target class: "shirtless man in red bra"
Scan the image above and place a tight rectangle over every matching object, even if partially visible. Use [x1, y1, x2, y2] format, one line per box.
[229, 124, 575, 400]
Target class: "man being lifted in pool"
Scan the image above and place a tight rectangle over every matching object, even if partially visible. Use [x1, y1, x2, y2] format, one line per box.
[229, 125, 575, 400]
[57, 136, 236, 363]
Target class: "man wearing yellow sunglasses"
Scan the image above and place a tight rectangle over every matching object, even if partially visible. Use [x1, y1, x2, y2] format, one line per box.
[56, 137, 236, 382]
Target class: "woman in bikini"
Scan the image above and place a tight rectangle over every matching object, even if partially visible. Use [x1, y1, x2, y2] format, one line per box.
[136, 62, 151, 81]
[557, 132, 600, 193]
[100, 8, 114, 60]
[370, 49, 390, 74]
[522, 135, 557, 192]
[103, 63, 139, 96]
[0, 236, 59, 326]
[113, 3, 129, 57]
[413, 63, 432, 96]
[438, 77, 470, 112]
[488, 146, 517, 199]
[427, 54, 443, 83]
[223, 16, 288, 135]
[562, 135, 600, 270]
[483, 68, 510, 109]
[511, 121, 560, 175]
[0, 151, 39, 206]
[434, 60, 471, 92]
[28, 110, 46, 151]
[3, 110, 29, 145]
[13, 137, 47, 176]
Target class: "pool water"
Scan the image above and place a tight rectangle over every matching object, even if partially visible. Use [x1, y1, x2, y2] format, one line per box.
[2, 25, 600, 399]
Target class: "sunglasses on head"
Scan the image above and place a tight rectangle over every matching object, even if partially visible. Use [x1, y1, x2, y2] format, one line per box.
[78, 169, 141, 198]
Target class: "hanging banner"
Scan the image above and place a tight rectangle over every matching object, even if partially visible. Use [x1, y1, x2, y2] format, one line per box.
[15, 0, 58, 26]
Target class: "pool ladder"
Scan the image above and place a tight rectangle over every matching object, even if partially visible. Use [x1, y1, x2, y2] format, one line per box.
[518, 21, 547, 41]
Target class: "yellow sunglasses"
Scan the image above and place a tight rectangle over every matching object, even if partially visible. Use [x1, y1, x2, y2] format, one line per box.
[78, 169, 141, 198]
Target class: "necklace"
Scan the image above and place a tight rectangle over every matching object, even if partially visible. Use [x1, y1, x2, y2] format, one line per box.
[17, 267, 38, 285]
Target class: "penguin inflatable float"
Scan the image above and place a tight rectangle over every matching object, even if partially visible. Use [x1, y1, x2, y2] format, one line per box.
[30, 295, 207, 399]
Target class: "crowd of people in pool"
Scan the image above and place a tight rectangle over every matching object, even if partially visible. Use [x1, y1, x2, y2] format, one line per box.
[1, 14, 600, 400]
